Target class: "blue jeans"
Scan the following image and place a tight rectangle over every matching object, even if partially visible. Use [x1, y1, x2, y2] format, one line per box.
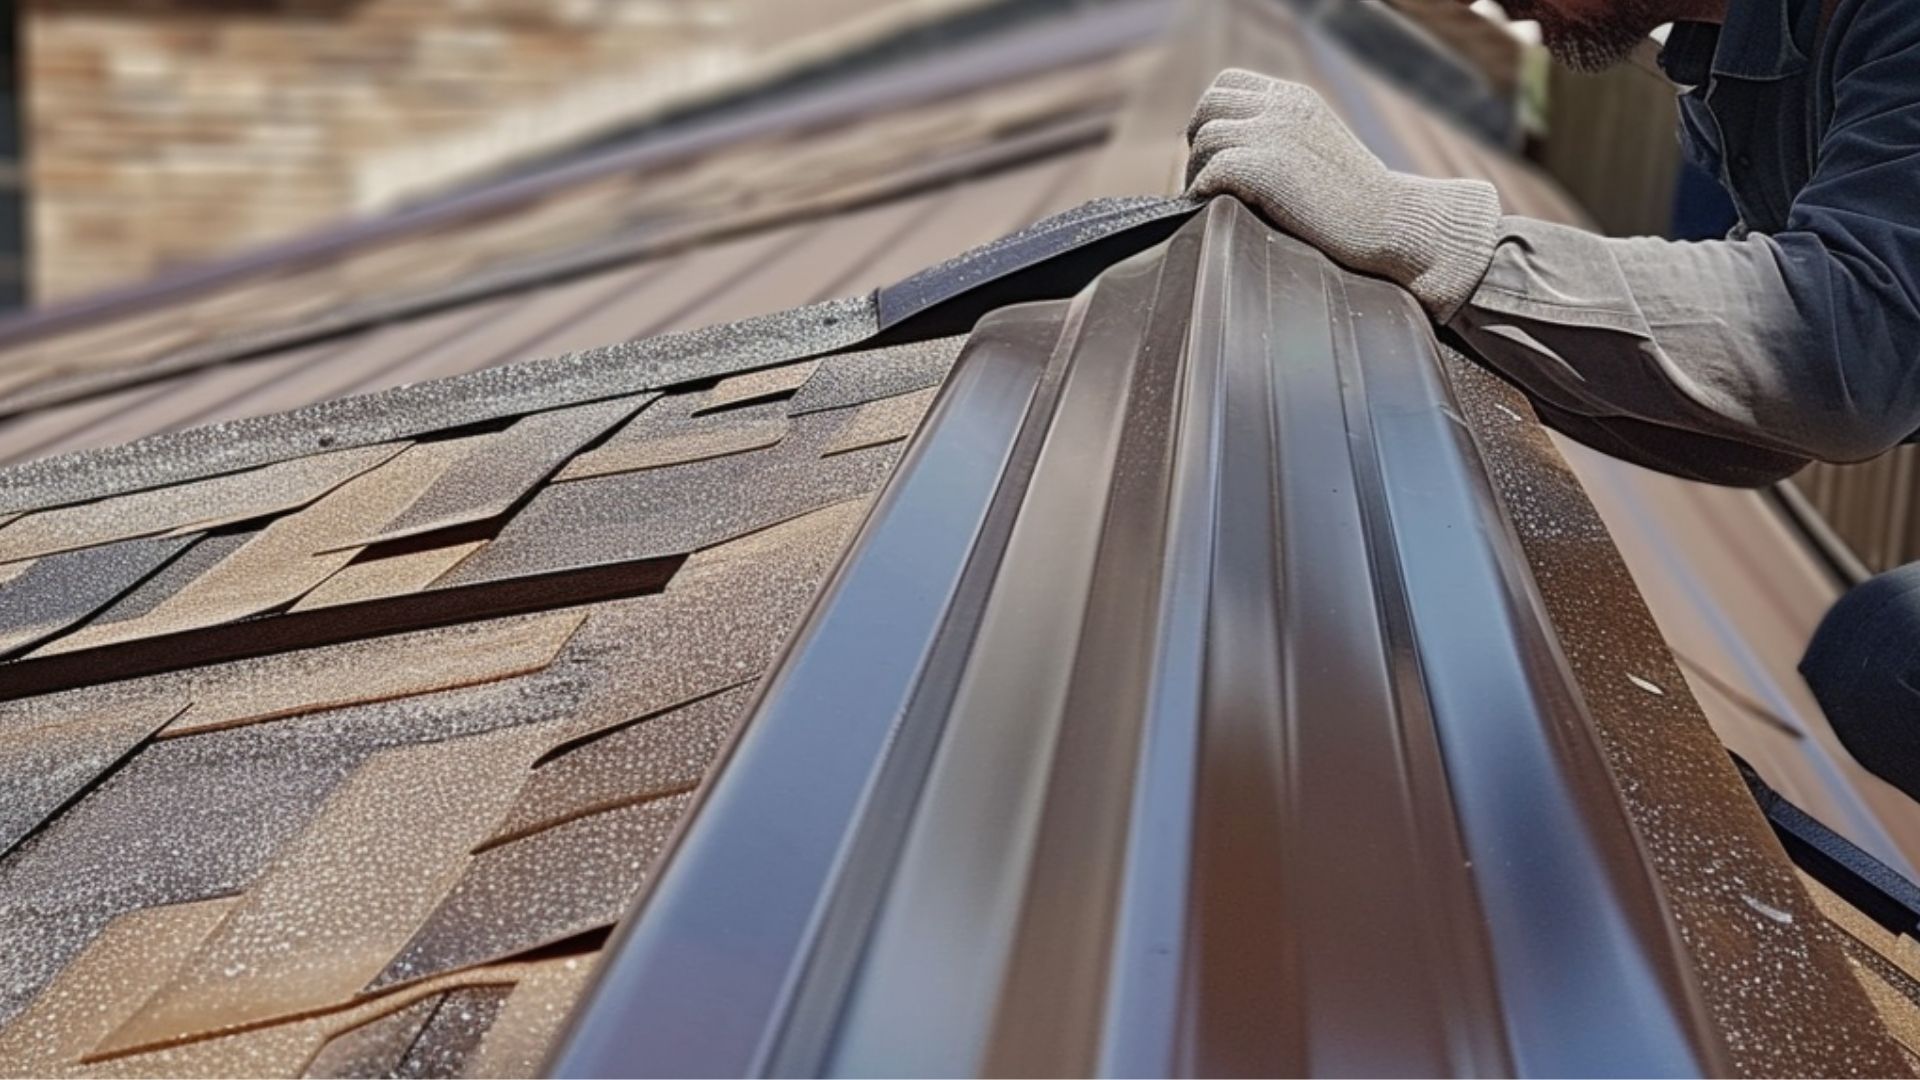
[1803, 563, 1920, 802]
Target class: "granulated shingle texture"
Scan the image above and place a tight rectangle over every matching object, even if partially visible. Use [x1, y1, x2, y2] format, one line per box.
[457, 956, 597, 1079]
[0, 653, 607, 1026]
[0, 295, 877, 516]
[98, 729, 550, 1055]
[485, 681, 754, 848]
[529, 499, 870, 748]
[697, 361, 822, 415]
[161, 610, 584, 737]
[0, 444, 403, 564]
[787, 336, 965, 416]
[438, 430, 897, 584]
[0, 663, 615, 1032]
[393, 987, 514, 1079]
[0, 697, 186, 853]
[0, 534, 196, 657]
[300, 996, 439, 1080]
[0, 897, 237, 1073]
[350, 396, 652, 549]
[373, 793, 693, 991]
[0, 723, 377, 1027]
[0, 140, 1158, 1079]
[822, 386, 939, 455]
[289, 540, 486, 610]
[78, 530, 261, 630]
[77, 960, 567, 1078]
[0, 339, 890, 1065]
[555, 396, 790, 481]
[36, 440, 475, 654]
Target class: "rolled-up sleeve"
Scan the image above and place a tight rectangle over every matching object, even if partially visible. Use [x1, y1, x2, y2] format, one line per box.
[1446, 4, 1920, 487]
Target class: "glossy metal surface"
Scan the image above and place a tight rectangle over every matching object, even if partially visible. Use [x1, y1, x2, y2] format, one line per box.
[549, 200, 1804, 1077]
[0, 0, 1889, 1072]
[550, 287, 1071, 1080]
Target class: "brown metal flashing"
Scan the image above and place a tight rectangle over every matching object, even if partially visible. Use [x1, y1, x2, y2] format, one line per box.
[0, 4, 1903, 1075]
[552, 284, 1071, 1079]
[1564, 437, 1920, 875]
[1445, 344, 1907, 1075]
[1082, 16, 1911, 1064]
[552, 200, 1900, 1077]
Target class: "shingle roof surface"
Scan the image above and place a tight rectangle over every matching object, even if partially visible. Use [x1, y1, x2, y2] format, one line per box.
[0, 1, 1912, 1076]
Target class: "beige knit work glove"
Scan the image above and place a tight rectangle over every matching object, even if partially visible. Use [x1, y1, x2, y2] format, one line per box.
[1184, 69, 1502, 322]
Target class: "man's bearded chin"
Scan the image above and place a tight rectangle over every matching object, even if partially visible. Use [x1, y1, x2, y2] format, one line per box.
[1503, 0, 1666, 73]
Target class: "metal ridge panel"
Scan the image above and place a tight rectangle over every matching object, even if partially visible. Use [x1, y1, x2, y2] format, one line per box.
[549, 199, 1899, 1076]
[874, 195, 1196, 330]
[552, 285, 1073, 1080]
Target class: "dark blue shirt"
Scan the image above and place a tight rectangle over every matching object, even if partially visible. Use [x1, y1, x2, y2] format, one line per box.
[1452, 0, 1920, 484]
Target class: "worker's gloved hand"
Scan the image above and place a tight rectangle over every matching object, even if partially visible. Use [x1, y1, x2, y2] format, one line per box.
[1185, 69, 1502, 322]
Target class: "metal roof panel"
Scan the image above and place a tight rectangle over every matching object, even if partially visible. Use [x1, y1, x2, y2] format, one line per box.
[553, 199, 1895, 1077]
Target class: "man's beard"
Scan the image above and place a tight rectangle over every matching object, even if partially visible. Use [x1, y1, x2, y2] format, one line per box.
[1500, 0, 1668, 73]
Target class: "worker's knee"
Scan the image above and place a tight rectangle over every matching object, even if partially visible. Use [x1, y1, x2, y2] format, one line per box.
[1802, 563, 1920, 801]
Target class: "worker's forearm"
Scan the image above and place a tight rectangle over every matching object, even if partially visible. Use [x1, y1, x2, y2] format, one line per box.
[1449, 216, 1915, 475]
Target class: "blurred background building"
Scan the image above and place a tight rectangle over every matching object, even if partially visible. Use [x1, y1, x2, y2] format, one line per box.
[4, 1, 1711, 307]
[8, 5, 1920, 1074]
[2, 0, 1724, 307]
[17, 0, 1094, 302]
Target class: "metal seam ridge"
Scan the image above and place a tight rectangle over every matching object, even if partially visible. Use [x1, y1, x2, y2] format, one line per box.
[547, 198, 1887, 1077]
[546, 281, 1078, 1078]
